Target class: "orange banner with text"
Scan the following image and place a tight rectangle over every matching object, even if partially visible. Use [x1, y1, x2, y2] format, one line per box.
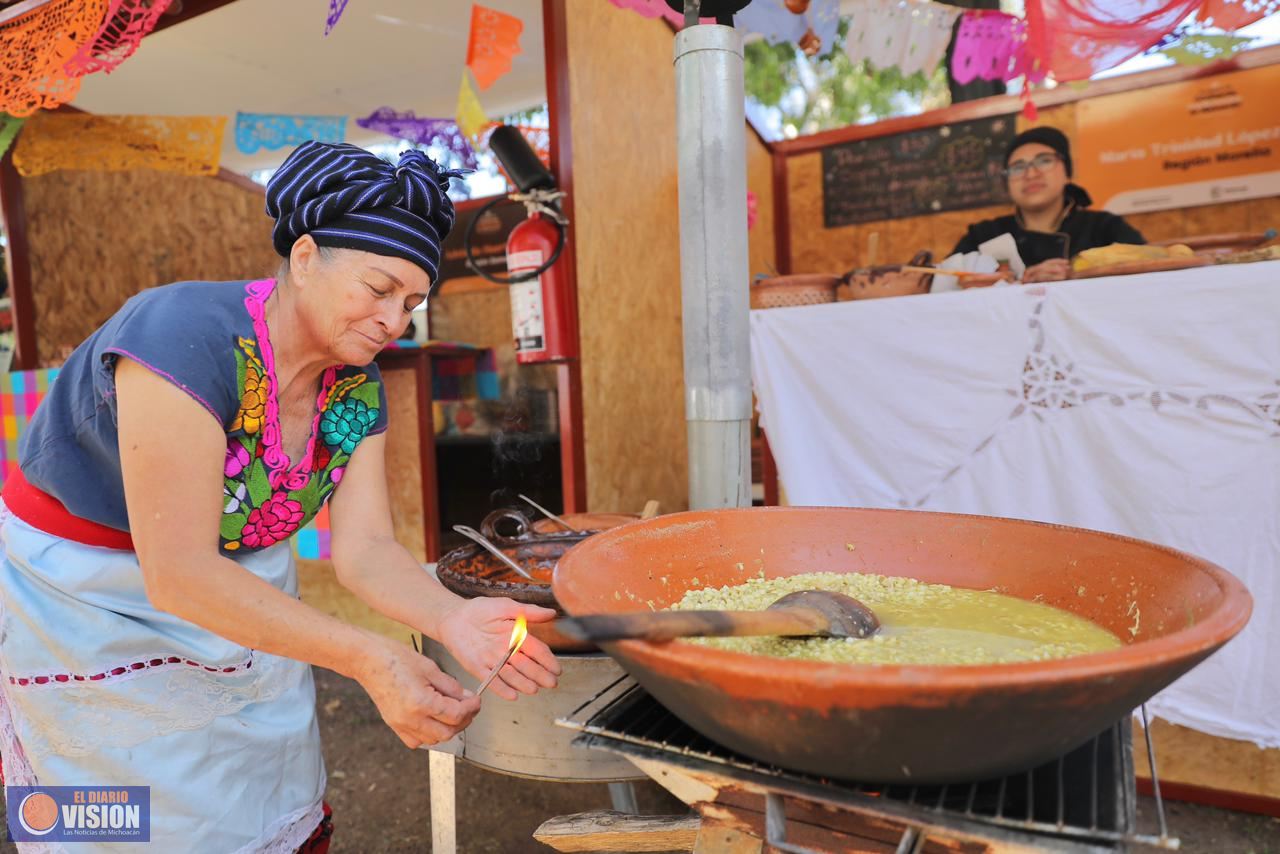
[1074, 65, 1280, 215]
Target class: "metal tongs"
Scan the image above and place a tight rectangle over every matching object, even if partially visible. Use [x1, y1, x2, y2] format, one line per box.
[451, 525, 535, 580]
[517, 493, 579, 532]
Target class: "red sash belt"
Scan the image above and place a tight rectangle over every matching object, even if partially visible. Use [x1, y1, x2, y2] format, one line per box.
[2, 467, 136, 551]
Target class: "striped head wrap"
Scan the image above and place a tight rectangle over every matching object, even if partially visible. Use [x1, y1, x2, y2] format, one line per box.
[266, 141, 465, 283]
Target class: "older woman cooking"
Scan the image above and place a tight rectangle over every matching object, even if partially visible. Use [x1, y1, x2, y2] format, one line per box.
[951, 127, 1146, 283]
[0, 142, 559, 852]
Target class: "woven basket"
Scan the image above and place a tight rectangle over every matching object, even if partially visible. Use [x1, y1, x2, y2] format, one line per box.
[750, 274, 840, 310]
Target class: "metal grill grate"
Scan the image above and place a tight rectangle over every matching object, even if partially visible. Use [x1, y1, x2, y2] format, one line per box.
[557, 678, 1178, 851]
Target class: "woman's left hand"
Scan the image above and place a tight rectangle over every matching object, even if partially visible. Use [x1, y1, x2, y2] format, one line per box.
[438, 598, 561, 701]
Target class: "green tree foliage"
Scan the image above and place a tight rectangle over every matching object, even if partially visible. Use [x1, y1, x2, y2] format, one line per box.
[744, 18, 951, 138]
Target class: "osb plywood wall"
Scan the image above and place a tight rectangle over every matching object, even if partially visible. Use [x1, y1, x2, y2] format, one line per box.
[22, 170, 276, 366]
[430, 282, 509, 345]
[1127, 195, 1280, 243]
[566, 0, 775, 513]
[1135, 718, 1280, 801]
[786, 101, 1280, 274]
[566, 0, 684, 513]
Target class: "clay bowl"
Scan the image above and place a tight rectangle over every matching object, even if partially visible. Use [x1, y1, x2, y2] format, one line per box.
[839, 265, 932, 300]
[437, 531, 596, 653]
[437, 514, 645, 655]
[553, 507, 1252, 783]
[531, 512, 639, 534]
[840, 250, 935, 300]
[436, 509, 639, 653]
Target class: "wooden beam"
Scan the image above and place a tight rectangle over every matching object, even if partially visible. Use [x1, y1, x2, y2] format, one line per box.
[533, 810, 700, 853]
[1136, 777, 1280, 819]
[0, 0, 53, 27]
[770, 150, 791, 274]
[413, 354, 441, 561]
[149, 0, 243, 35]
[543, 0, 587, 513]
[214, 166, 265, 196]
[556, 360, 586, 513]
[701, 798, 994, 854]
[760, 431, 779, 507]
[0, 147, 36, 370]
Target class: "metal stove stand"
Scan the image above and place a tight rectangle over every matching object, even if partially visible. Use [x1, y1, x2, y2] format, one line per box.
[557, 678, 1178, 853]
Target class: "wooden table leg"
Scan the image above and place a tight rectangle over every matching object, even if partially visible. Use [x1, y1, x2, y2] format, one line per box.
[428, 749, 457, 854]
[416, 357, 441, 561]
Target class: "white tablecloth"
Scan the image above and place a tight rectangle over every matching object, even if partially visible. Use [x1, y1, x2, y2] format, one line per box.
[750, 261, 1280, 748]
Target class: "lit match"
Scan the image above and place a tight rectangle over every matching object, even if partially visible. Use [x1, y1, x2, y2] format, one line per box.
[475, 614, 529, 697]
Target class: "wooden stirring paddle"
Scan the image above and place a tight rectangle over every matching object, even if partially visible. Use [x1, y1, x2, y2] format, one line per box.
[898, 265, 997, 279]
[555, 590, 880, 644]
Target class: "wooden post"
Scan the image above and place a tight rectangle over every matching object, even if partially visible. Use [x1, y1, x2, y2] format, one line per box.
[543, 0, 588, 514]
[0, 146, 36, 370]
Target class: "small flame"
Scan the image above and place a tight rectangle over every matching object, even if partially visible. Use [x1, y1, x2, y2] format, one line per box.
[509, 614, 528, 653]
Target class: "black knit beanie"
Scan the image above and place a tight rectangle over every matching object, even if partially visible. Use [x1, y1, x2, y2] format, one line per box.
[1005, 126, 1073, 176]
[1005, 126, 1093, 208]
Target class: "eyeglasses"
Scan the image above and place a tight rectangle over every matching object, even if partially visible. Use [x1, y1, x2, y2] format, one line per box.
[1004, 152, 1062, 179]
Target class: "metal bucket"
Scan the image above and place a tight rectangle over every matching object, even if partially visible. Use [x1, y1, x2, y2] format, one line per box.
[422, 638, 643, 783]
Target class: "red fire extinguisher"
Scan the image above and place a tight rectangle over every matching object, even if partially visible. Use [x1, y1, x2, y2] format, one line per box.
[463, 126, 576, 364]
[505, 211, 575, 363]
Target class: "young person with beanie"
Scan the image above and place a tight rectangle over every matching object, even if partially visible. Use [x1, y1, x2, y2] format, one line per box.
[951, 127, 1146, 283]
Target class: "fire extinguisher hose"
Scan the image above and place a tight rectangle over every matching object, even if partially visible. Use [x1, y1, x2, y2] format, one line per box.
[462, 190, 568, 286]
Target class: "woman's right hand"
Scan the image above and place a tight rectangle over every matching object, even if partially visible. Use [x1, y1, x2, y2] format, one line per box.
[354, 634, 481, 749]
[1022, 258, 1071, 283]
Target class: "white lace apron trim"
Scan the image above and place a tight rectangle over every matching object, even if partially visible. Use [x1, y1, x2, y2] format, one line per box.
[232, 798, 325, 854]
[0, 664, 60, 854]
[2, 668, 322, 854]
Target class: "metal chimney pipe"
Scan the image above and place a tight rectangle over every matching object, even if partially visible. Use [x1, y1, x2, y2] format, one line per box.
[673, 23, 752, 511]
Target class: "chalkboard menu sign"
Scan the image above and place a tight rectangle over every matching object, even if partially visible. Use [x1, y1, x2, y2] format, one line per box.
[822, 115, 1016, 228]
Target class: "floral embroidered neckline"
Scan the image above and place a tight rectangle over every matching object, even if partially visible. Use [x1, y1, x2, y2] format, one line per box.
[222, 280, 384, 552]
[243, 279, 338, 492]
